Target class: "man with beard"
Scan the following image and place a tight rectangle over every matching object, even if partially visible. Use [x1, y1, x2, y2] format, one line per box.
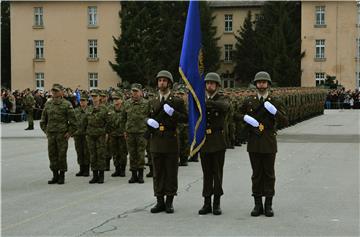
[147, 70, 187, 214]
[239, 71, 288, 217]
[198, 73, 229, 216]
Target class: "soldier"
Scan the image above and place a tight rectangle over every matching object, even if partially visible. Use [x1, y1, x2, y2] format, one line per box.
[108, 91, 128, 177]
[85, 90, 109, 184]
[100, 90, 112, 171]
[74, 93, 90, 177]
[239, 71, 288, 217]
[23, 88, 36, 130]
[176, 86, 189, 167]
[147, 70, 187, 214]
[198, 73, 229, 216]
[40, 84, 76, 184]
[123, 83, 149, 183]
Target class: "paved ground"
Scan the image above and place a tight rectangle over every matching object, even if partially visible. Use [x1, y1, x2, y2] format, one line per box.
[1, 110, 359, 237]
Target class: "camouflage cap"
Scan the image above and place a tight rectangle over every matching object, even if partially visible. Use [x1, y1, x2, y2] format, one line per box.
[90, 89, 100, 96]
[80, 93, 88, 100]
[51, 83, 63, 91]
[131, 83, 143, 91]
[177, 85, 188, 94]
[99, 90, 107, 97]
[111, 91, 123, 99]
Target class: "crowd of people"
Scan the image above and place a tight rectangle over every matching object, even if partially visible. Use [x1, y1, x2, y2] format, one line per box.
[325, 88, 360, 109]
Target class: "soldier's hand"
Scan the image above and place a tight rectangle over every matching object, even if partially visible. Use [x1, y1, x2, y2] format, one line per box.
[243, 115, 259, 127]
[163, 104, 174, 116]
[64, 132, 71, 140]
[264, 101, 277, 115]
[146, 118, 160, 129]
[124, 132, 128, 140]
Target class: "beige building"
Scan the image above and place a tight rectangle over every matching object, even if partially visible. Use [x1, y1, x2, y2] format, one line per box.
[301, 1, 360, 89]
[10, 1, 121, 91]
[209, 1, 263, 88]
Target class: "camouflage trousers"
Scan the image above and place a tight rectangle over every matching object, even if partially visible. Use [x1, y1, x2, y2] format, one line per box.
[126, 133, 146, 171]
[47, 132, 68, 171]
[86, 135, 106, 171]
[74, 135, 90, 166]
[109, 135, 128, 168]
[26, 108, 34, 128]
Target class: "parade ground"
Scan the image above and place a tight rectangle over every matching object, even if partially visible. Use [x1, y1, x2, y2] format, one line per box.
[1, 110, 359, 236]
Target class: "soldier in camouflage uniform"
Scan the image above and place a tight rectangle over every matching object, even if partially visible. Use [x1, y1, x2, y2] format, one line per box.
[176, 86, 189, 166]
[23, 88, 36, 130]
[108, 91, 128, 177]
[123, 83, 150, 184]
[85, 90, 109, 184]
[99, 91, 112, 171]
[40, 84, 76, 184]
[74, 93, 90, 177]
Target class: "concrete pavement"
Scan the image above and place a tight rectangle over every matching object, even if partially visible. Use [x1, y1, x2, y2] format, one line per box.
[1, 110, 359, 236]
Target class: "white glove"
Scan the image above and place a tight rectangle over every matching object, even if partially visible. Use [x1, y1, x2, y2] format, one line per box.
[146, 118, 159, 129]
[243, 115, 259, 127]
[163, 104, 174, 116]
[264, 101, 277, 115]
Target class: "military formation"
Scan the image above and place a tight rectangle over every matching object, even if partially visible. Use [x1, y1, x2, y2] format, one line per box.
[38, 70, 327, 217]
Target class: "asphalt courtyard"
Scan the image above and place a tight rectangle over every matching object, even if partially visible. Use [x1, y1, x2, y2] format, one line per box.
[1, 110, 359, 236]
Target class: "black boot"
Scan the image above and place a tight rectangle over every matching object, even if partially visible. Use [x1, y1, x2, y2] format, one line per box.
[25, 126, 34, 130]
[119, 165, 126, 177]
[137, 169, 144, 183]
[48, 170, 59, 184]
[165, 196, 174, 213]
[151, 196, 166, 213]
[82, 165, 90, 177]
[264, 197, 274, 217]
[128, 170, 138, 183]
[212, 195, 222, 215]
[89, 171, 99, 184]
[179, 157, 188, 166]
[98, 170, 104, 184]
[57, 171, 65, 185]
[198, 196, 212, 215]
[146, 165, 153, 177]
[111, 166, 121, 177]
[251, 196, 264, 216]
[75, 166, 83, 176]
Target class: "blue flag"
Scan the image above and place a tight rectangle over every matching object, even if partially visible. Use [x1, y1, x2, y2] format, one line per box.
[179, 1, 206, 156]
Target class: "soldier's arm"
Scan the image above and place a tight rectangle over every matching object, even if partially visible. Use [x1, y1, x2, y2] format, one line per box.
[273, 98, 289, 127]
[171, 98, 187, 123]
[40, 103, 48, 133]
[66, 102, 77, 136]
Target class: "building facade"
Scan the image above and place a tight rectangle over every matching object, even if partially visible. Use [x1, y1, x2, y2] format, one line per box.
[209, 1, 263, 88]
[301, 1, 360, 89]
[10, 1, 121, 91]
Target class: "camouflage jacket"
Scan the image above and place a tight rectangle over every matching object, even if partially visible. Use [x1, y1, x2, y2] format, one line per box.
[73, 106, 88, 136]
[23, 94, 35, 110]
[85, 104, 109, 136]
[123, 98, 150, 133]
[40, 98, 76, 134]
[107, 104, 126, 136]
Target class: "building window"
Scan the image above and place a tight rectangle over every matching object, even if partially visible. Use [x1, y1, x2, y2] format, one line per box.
[315, 72, 325, 86]
[34, 7, 43, 27]
[35, 40, 44, 59]
[89, 73, 98, 89]
[88, 6, 97, 26]
[88, 40, 98, 59]
[224, 44, 233, 62]
[315, 6, 325, 26]
[224, 14, 233, 32]
[315, 39, 325, 59]
[358, 2, 360, 25]
[357, 38, 360, 58]
[35, 73, 45, 90]
[222, 73, 235, 88]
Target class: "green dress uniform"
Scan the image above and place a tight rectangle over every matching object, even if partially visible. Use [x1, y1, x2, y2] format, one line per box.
[148, 92, 187, 212]
[239, 93, 288, 215]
